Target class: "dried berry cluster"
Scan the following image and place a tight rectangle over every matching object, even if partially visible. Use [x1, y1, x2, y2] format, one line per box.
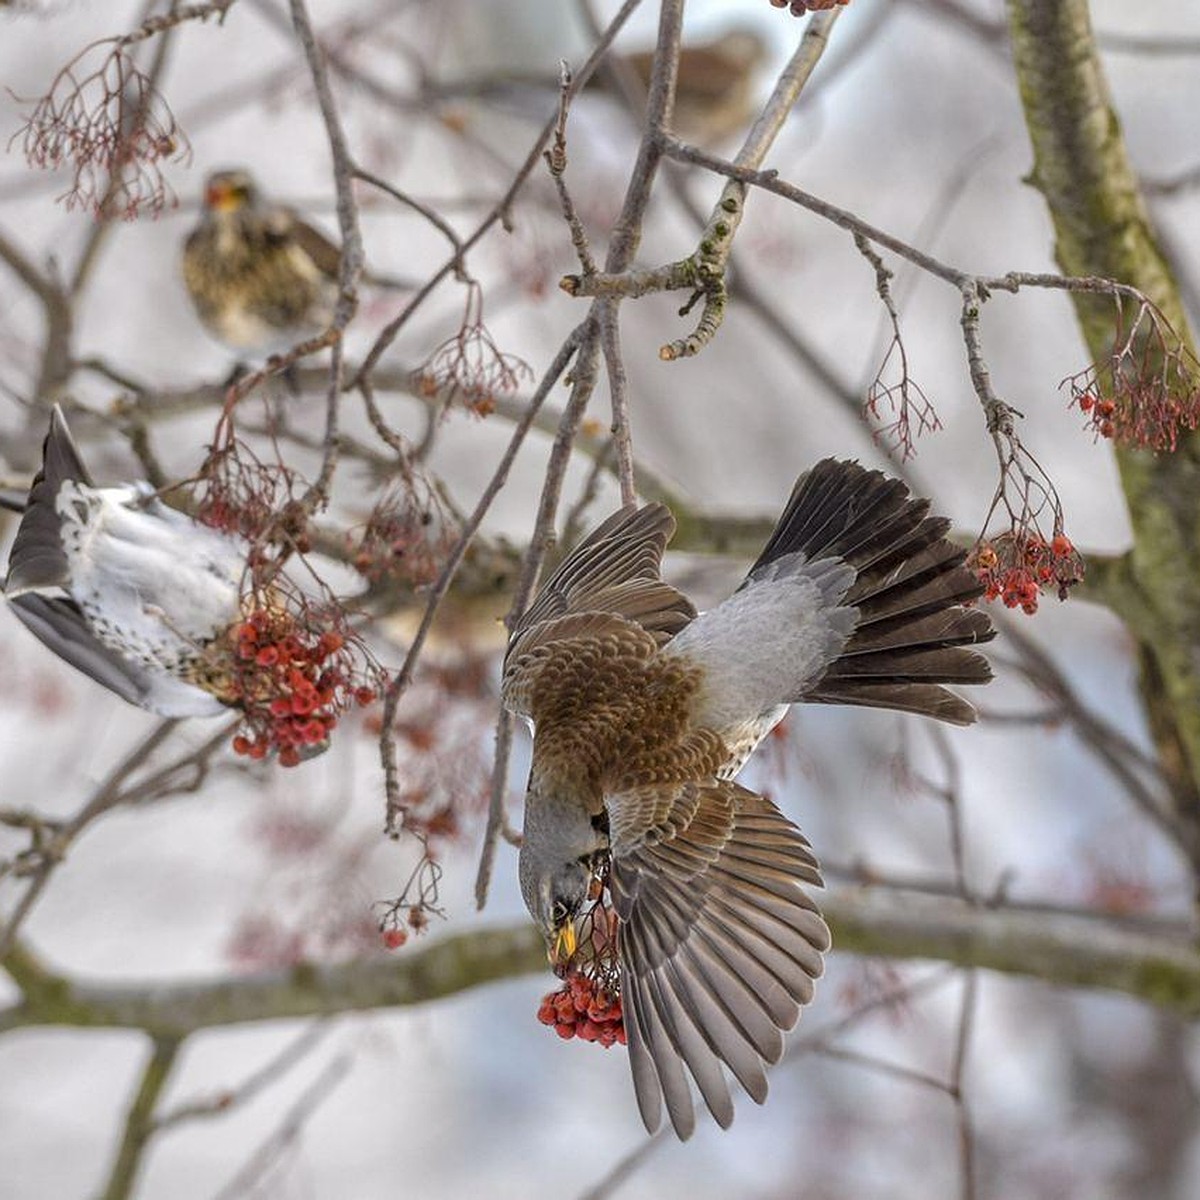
[195, 436, 306, 550]
[350, 483, 454, 588]
[537, 973, 626, 1048]
[414, 282, 531, 417]
[16, 40, 188, 218]
[226, 605, 377, 766]
[969, 531, 1084, 615]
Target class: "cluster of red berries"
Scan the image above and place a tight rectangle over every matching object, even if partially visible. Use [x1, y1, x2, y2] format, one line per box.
[1076, 392, 1118, 440]
[1074, 384, 1200, 452]
[228, 606, 376, 767]
[970, 531, 1084, 615]
[381, 927, 408, 950]
[537, 972, 626, 1048]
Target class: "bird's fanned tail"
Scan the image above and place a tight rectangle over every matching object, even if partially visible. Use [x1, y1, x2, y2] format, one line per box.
[751, 459, 994, 725]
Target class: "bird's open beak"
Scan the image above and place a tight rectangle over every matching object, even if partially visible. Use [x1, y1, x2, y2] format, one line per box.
[549, 921, 577, 967]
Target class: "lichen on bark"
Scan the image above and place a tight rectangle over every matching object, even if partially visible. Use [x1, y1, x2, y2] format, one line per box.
[1007, 0, 1200, 874]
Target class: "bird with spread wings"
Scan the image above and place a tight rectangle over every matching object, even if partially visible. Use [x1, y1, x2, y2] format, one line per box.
[504, 459, 994, 1139]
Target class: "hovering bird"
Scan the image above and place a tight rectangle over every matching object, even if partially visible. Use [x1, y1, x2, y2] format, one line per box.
[2, 407, 247, 716]
[506, 460, 994, 1139]
[181, 168, 341, 356]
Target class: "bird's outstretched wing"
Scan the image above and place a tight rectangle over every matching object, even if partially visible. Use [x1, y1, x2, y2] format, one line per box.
[8, 594, 227, 717]
[5, 406, 91, 597]
[606, 778, 829, 1139]
[502, 504, 695, 722]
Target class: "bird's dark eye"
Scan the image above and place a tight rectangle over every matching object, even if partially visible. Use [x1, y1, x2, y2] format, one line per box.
[550, 901, 569, 924]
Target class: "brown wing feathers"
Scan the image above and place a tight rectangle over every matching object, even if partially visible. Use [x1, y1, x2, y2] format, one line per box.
[750, 460, 994, 724]
[510, 504, 695, 650]
[610, 782, 830, 1138]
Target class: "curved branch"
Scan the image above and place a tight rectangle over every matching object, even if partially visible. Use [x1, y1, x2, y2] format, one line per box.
[4, 892, 1197, 1038]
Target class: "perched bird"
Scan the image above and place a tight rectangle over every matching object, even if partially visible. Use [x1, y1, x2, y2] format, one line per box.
[506, 460, 994, 1138]
[181, 168, 340, 355]
[2, 407, 246, 716]
[620, 26, 769, 144]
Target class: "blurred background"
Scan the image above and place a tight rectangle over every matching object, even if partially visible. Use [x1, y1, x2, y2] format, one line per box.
[1, 1, 1199, 1197]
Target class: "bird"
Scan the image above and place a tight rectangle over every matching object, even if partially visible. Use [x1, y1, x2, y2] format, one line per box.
[505, 459, 995, 1139]
[2, 406, 247, 717]
[620, 26, 769, 144]
[181, 167, 341, 356]
[2, 409, 374, 764]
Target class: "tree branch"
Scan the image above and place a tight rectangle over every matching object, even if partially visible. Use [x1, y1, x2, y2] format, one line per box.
[4, 892, 1198, 1038]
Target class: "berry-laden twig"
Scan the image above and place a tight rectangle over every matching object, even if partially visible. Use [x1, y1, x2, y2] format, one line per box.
[967, 436, 1085, 615]
[535, 857, 626, 1049]
[1062, 296, 1200, 451]
[221, 602, 379, 768]
[185, 409, 384, 766]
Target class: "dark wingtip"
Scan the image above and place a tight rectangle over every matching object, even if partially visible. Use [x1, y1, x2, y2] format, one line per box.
[4, 406, 92, 596]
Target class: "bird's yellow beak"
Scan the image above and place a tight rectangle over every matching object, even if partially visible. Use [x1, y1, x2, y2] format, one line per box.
[550, 921, 577, 967]
[205, 181, 243, 213]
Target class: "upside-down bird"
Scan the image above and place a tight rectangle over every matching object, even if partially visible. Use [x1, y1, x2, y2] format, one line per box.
[3, 410, 373, 763]
[181, 168, 341, 355]
[505, 460, 994, 1139]
[1, 407, 247, 716]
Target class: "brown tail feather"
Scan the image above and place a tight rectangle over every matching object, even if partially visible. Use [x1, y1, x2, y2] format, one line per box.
[754, 459, 994, 724]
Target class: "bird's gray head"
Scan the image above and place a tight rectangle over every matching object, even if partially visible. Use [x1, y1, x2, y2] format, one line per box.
[518, 790, 608, 967]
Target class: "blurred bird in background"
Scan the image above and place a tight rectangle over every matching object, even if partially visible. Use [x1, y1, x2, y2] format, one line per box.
[618, 25, 769, 144]
[508, 459, 994, 1138]
[181, 167, 341, 357]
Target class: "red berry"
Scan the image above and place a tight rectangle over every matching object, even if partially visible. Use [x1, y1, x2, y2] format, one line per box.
[278, 745, 301, 768]
[355, 687, 377, 706]
[382, 928, 408, 950]
[247, 741, 267, 760]
[554, 1022, 575, 1040]
[232, 735, 251, 756]
[255, 647, 279, 667]
[1078, 393, 1094, 412]
[1051, 534, 1073, 557]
